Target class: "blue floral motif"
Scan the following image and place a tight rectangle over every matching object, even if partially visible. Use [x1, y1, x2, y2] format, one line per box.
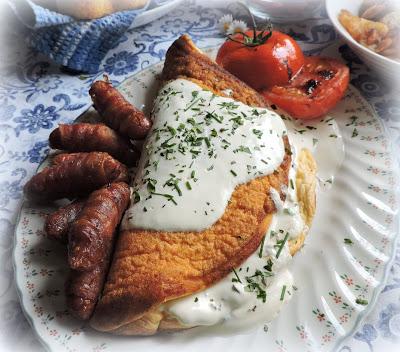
[354, 324, 377, 351]
[13, 104, 59, 135]
[27, 140, 49, 164]
[161, 19, 192, 36]
[0, 104, 16, 122]
[0, 168, 26, 209]
[0, 87, 17, 102]
[377, 303, 400, 341]
[72, 87, 88, 99]
[375, 100, 400, 122]
[351, 74, 388, 99]
[24, 76, 62, 102]
[104, 51, 139, 76]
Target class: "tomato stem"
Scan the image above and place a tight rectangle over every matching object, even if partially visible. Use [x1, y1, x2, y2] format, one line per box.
[227, 3, 273, 48]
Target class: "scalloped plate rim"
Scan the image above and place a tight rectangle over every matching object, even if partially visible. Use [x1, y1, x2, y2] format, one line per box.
[12, 43, 399, 352]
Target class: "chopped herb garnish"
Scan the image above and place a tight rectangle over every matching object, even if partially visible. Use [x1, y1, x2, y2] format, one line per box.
[280, 285, 287, 301]
[230, 169, 237, 177]
[194, 297, 198, 302]
[151, 192, 177, 205]
[352, 128, 358, 138]
[290, 179, 294, 190]
[312, 138, 318, 146]
[232, 284, 240, 293]
[264, 258, 273, 272]
[185, 181, 192, 190]
[258, 236, 266, 258]
[174, 183, 182, 196]
[232, 268, 242, 283]
[344, 238, 353, 245]
[295, 129, 306, 134]
[329, 134, 338, 138]
[133, 191, 141, 203]
[252, 129, 263, 139]
[276, 232, 290, 258]
[235, 145, 251, 154]
[206, 111, 223, 123]
[167, 125, 176, 136]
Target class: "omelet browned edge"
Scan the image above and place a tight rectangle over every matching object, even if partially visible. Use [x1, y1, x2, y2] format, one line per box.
[94, 149, 317, 336]
[157, 149, 317, 334]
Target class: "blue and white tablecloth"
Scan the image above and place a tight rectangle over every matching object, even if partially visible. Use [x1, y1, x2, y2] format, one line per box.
[0, 0, 399, 351]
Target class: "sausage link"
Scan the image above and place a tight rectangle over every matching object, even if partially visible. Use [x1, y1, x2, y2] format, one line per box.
[68, 182, 130, 271]
[49, 123, 140, 166]
[24, 152, 128, 201]
[45, 199, 86, 243]
[89, 80, 152, 139]
[65, 264, 106, 320]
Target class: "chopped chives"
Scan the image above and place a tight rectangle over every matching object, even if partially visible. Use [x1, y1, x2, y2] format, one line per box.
[232, 268, 242, 283]
[280, 285, 287, 301]
[276, 232, 290, 258]
[258, 235, 266, 258]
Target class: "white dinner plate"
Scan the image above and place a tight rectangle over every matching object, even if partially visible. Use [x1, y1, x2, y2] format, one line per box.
[13, 44, 399, 352]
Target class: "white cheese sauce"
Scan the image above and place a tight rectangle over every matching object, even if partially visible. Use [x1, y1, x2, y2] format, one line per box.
[122, 79, 286, 232]
[284, 116, 345, 191]
[120, 78, 345, 332]
[165, 158, 304, 331]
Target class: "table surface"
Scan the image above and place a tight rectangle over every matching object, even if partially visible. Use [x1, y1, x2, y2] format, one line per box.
[0, 1, 399, 351]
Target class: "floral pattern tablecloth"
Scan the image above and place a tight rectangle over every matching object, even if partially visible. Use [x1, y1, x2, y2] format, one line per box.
[0, 1, 399, 351]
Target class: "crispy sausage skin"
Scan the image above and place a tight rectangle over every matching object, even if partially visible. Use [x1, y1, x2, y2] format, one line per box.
[24, 152, 128, 201]
[66, 264, 107, 320]
[66, 182, 130, 319]
[45, 200, 86, 243]
[49, 123, 139, 166]
[89, 80, 152, 140]
[68, 182, 130, 271]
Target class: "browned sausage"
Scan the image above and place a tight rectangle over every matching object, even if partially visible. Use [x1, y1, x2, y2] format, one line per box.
[45, 199, 86, 243]
[49, 123, 140, 166]
[68, 182, 130, 271]
[89, 80, 152, 139]
[24, 152, 128, 201]
[65, 264, 107, 320]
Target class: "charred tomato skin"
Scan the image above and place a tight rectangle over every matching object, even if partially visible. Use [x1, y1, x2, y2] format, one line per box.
[262, 56, 350, 120]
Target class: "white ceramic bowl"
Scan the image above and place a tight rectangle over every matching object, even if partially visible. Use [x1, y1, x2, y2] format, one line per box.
[326, 0, 400, 86]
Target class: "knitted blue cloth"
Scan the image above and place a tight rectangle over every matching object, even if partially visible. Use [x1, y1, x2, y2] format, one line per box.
[9, 0, 150, 73]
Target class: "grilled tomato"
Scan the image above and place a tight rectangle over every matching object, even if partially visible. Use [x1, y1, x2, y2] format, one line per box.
[261, 56, 350, 120]
[216, 30, 305, 90]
